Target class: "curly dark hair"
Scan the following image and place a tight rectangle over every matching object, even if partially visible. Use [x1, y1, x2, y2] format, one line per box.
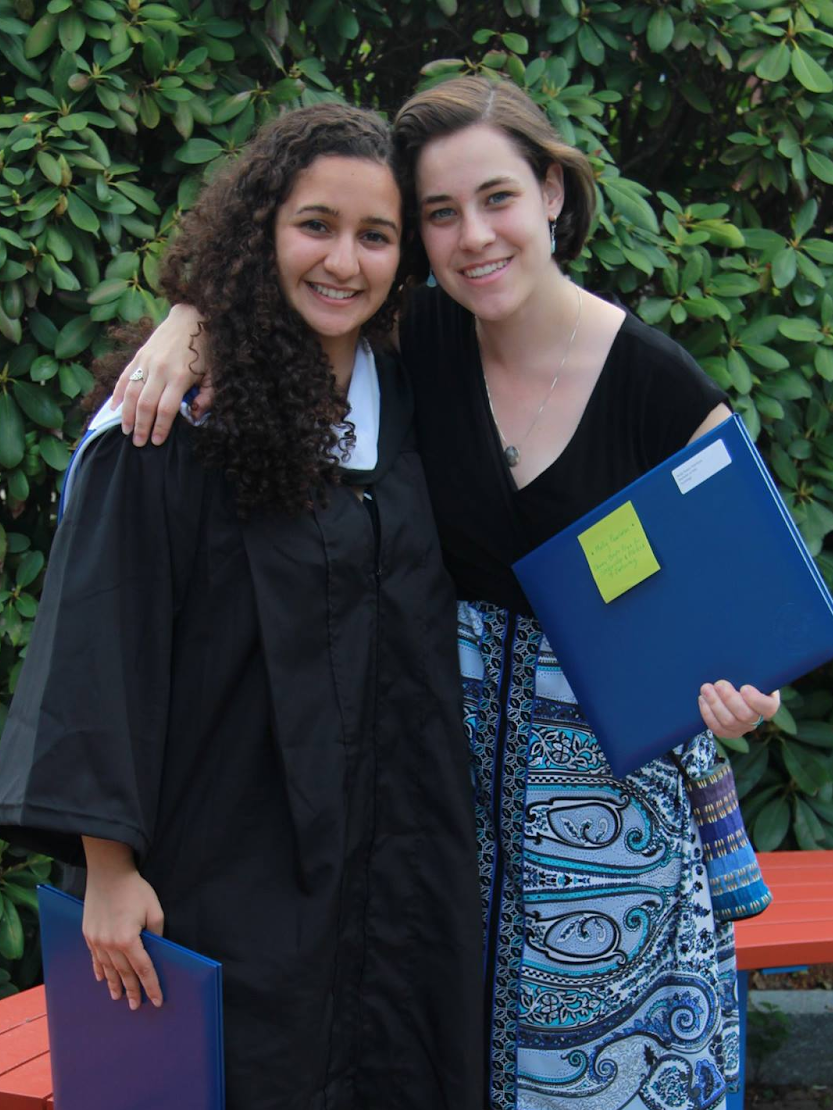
[91, 103, 402, 515]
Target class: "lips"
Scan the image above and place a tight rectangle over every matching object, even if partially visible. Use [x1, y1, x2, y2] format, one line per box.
[459, 258, 511, 279]
[307, 282, 361, 300]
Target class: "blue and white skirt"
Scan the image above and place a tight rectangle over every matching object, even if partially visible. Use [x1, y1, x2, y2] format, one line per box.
[458, 600, 739, 1110]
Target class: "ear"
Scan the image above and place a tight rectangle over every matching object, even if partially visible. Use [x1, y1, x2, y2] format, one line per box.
[542, 162, 565, 221]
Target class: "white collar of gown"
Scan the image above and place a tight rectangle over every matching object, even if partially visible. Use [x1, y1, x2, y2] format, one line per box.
[59, 340, 380, 515]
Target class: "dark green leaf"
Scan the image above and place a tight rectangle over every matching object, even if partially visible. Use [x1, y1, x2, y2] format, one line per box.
[0, 899, 23, 960]
[59, 9, 85, 51]
[780, 318, 823, 342]
[39, 434, 70, 471]
[602, 179, 659, 234]
[680, 81, 711, 113]
[646, 8, 674, 52]
[807, 149, 833, 185]
[781, 741, 819, 795]
[501, 32, 528, 54]
[88, 277, 128, 304]
[54, 314, 97, 359]
[12, 381, 64, 428]
[577, 25, 604, 65]
[753, 796, 790, 851]
[30, 355, 59, 382]
[24, 11, 59, 57]
[771, 247, 797, 288]
[36, 150, 63, 186]
[0, 393, 25, 469]
[756, 40, 790, 82]
[175, 138, 224, 164]
[803, 238, 833, 263]
[66, 191, 100, 232]
[15, 549, 44, 589]
[797, 722, 833, 749]
[2, 883, 39, 913]
[794, 798, 821, 849]
[791, 45, 833, 93]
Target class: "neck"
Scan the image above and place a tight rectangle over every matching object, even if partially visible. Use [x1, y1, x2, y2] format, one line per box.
[319, 332, 360, 392]
[476, 266, 578, 374]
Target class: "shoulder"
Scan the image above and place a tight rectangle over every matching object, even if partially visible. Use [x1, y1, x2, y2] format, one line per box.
[615, 312, 704, 374]
[61, 417, 207, 528]
[608, 312, 729, 463]
[612, 312, 725, 399]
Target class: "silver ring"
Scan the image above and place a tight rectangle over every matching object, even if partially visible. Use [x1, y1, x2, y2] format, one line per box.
[754, 714, 765, 728]
[129, 367, 145, 383]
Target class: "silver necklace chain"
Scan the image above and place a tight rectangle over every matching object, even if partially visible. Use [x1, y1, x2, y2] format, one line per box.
[482, 283, 583, 468]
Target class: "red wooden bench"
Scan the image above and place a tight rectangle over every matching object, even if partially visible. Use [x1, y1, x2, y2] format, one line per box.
[1, 852, 830, 1109]
[0, 986, 52, 1109]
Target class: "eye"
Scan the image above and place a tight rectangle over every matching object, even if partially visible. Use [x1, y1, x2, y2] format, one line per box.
[425, 206, 455, 222]
[361, 229, 393, 245]
[300, 218, 329, 233]
[486, 190, 513, 205]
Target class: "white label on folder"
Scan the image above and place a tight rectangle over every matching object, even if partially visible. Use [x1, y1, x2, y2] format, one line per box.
[672, 438, 731, 495]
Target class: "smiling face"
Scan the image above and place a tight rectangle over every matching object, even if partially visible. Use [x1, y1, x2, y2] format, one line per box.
[416, 124, 563, 322]
[274, 154, 402, 363]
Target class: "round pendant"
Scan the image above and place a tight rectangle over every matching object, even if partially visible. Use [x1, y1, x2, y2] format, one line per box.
[504, 445, 520, 467]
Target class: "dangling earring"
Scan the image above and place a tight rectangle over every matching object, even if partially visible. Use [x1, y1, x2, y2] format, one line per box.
[426, 268, 437, 288]
[549, 219, 557, 256]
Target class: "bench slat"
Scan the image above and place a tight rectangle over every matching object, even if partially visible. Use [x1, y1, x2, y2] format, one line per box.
[0, 1018, 50, 1079]
[0, 1050, 52, 1109]
[736, 920, 833, 971]
[0, 992, 46, 1039]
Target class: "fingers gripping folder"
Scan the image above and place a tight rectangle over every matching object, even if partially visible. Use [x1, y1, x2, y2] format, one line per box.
[37, 886, 224, 1110]
[513, 414, 833, 779]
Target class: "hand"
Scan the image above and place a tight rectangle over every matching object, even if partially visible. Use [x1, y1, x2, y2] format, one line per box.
[698, 680, 780, 740]
[82, 837, 165, 1011]
[111, 303, 213, 447]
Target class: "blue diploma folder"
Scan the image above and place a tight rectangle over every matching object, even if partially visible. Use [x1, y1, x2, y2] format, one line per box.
[513, 415, 833, 777]
[37, 884, 225, 1110]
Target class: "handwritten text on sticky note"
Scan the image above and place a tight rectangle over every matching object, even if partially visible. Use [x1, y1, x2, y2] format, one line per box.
[577, 501, 660, 603]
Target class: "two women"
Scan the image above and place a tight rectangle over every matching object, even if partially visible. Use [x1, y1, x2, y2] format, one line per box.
[128, 78, 778, 1110]
[0, 104, 483, 1109]
[4, 75, 776, 1110]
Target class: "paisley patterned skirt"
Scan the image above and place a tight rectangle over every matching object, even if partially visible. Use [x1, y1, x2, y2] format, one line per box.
[458, 600, 739, 1110]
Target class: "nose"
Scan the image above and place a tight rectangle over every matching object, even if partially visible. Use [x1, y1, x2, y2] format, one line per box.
[324, 234, 360, 282]
[458, 207, 495, 253]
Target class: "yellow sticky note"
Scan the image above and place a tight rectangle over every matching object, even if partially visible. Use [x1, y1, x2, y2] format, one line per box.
[577, 501, 660, 604]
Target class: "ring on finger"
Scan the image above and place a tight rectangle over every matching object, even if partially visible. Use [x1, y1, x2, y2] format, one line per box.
[129, 366, 145, 383]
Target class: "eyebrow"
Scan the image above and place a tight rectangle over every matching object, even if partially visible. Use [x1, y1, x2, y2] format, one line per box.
[296, 204, 399, 232]
[421, 175, 521, 206]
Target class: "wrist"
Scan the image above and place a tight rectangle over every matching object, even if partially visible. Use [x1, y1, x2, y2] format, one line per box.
[82, 836, 137, 878]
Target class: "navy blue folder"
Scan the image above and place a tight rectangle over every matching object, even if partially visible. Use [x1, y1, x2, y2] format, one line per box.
[37, 884, 225, 1110]
[513, 414, 833, 777]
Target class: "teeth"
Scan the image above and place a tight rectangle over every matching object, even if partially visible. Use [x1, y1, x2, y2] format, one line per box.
[463, 260, 509, 279]
[309, 283, 359, 300]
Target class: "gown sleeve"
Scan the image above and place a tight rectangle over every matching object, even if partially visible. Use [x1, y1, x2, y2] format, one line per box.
[0, 423, 204, 867]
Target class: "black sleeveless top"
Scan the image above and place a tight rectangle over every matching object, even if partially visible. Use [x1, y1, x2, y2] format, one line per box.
[400, 284, 728, 615]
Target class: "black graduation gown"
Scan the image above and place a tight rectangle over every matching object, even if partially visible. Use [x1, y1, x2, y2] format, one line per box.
[0, 354, 483, 1110]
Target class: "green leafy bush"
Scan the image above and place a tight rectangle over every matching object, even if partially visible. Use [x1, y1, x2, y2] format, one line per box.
[1, 0, 832, 986]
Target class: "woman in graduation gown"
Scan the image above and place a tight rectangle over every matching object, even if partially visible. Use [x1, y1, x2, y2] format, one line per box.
[0, 104, 483, 1110]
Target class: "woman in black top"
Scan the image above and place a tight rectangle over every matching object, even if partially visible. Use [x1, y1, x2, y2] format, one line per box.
[111, 78, 777, 1110]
